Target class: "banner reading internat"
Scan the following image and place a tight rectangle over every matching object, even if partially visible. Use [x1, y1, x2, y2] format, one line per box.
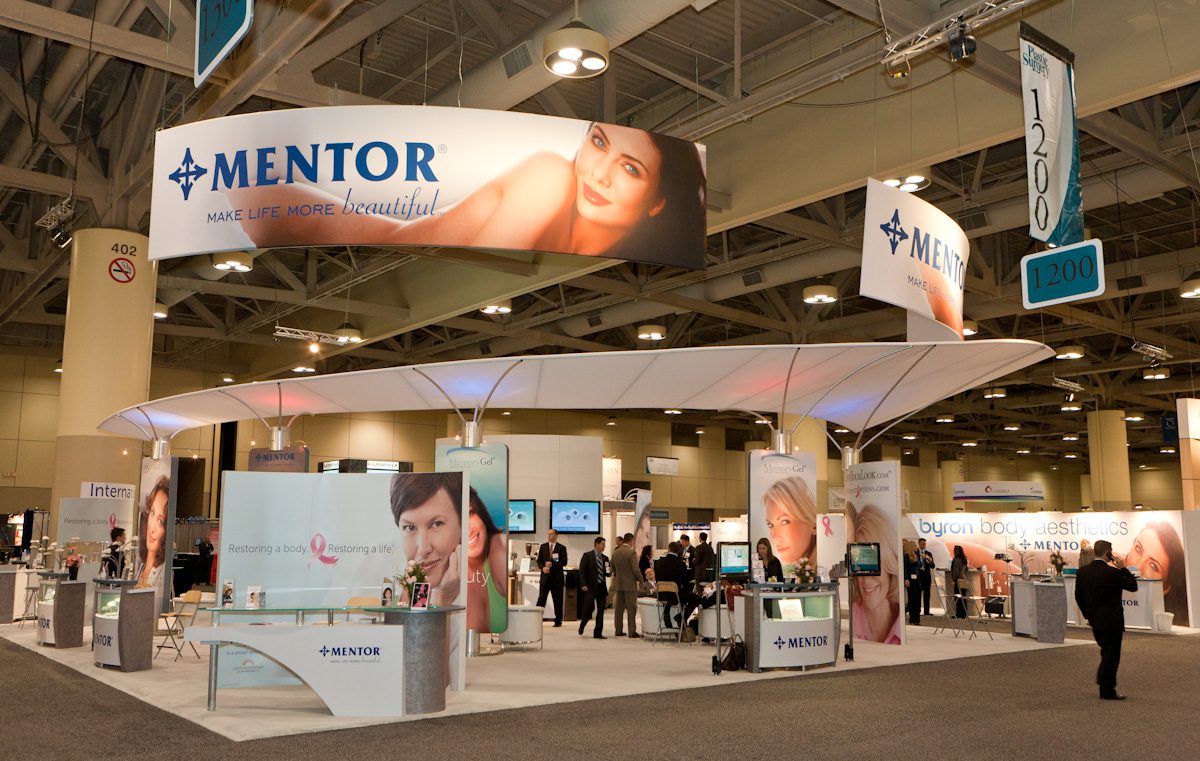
[860, 178, 969, 340]
[1020, 23, 1084, 246]
[151, 106, 707, 269]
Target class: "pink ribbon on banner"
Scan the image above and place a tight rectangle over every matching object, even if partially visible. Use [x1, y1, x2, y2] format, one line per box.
[108, 513, 117, 530]
[311, 533, 338, 565]
[821, 515, 833, 537]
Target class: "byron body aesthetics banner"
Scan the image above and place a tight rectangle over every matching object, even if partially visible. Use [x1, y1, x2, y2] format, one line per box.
[845, 460, 902, 645]
[748, 450, 817, 579]
[909, 510, 1191, 626]
[860, 178, 969, 339]
[151, 106, 707, 269]
[217, 472, 468, 689]
[1020, 23, 1084, 246]
[436, 442, 508, 634]
[135, 457, 177, 614]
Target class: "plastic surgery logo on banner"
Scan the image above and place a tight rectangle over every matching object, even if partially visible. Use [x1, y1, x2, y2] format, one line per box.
[310, 533, 339, 565]
[108, 512, 117, 530]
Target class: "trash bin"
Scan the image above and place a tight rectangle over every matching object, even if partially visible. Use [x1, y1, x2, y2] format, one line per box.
[1154, 611, 1174, 632]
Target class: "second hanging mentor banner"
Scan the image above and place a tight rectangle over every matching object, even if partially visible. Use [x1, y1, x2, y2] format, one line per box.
[151, 106, 708, 270]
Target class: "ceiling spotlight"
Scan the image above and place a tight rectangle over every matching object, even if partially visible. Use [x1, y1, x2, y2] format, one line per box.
[880, 170, 931, 193]
[1180, 274, 1200, 298]
[947, 16, 977, 62]
[1050, 464, 1059, 471]
[901, 433, 918, 440]
[543, 6, 608, 79]
[53, 359, 63, 374]
[637, 324, 666, 341]
[903, 448, 914, 455]
[1055, 344, 1086, 360]
[983, 386, 1006, 399]
[1017, 448, 1031, 455]
[212, 251, 253, 272]
[307, 341, 320, 354]
[1143, 367, 1170, 380]
[1063, 452, 1078, 459]
[664, 409, 683, 415]
[936, 416, 954, 423]
[221, 375, 235, 383]
[1161, 446, 1177, 454]
[1004, 423, 1021, 431]
[1132, 340, 1172, 362]
[605, 416, 617, 426]
[834, 427, 850, 434]
[153, 301, 168, 320]
[1062, 433, 1079, 441]
[695, 428, 705, 435]
[802, 284, 838, 304]
[1124, 412, 1145, 422]
[1134, 503, 1145, 509]
[501, 411, 512, 416]
[1061, 395, 1082, 412]
[334, 322, 363, 344]
[481, 299, 512, 315]
[962, 320, 978, 336]
[292, 366, 316, 373]
[962, 440, 978, 447]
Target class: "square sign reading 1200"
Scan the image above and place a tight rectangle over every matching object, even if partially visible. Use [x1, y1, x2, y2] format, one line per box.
[1020, 238, 1105, 310]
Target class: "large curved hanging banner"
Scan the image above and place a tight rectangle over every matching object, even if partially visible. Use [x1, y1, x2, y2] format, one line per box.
[150, 106, 708, 269]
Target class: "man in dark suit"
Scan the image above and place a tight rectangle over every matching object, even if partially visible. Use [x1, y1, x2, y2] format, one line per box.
[679, 534, 694, 573]
[916, 538, 935, 616]
[1075, 539, 1139, 700]
[535, 529, 567, 626]
[578, 537, 610, 638]
[692, 531, 715, 585]
[654, 541, 697, 628]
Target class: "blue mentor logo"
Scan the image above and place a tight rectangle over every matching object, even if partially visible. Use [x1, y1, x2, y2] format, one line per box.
[169, 148, 208, 200]
[319, 646, 330, 657]
[880, 209, 909, 255]
[774, 636, 786, 650]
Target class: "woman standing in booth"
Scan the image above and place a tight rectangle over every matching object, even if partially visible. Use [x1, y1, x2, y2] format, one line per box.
[950, 545, 970, 619]
[903, 540, 921, 625]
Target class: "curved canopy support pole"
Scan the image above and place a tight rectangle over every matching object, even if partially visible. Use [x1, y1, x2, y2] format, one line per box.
[134, 407, 170, 460]
[717, 407, 784, 452]
[776, 347, 802, 426]
[115, 412, 153, 441]
[413, 367, 471, 444]
[474, 360, 524, 424]
[853, 346, 934, 450]
[217, 389, 276, 448]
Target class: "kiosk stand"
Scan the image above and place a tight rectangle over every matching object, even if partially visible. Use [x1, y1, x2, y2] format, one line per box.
[743, 583, 840, 672]
[35, 571, 85, 648]
[93, 578, 156, 671]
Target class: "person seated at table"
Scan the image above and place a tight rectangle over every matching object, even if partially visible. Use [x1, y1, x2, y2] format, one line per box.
[653, 541, 697, 628]
[638, 543, 654, 582]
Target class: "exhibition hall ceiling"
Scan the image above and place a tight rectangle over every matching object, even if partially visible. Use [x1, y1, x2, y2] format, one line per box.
[1, 0, 1199, 466]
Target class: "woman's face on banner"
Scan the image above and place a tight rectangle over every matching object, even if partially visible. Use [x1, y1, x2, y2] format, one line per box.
[467, 508, 486, 562]
[146, 490, 168, 558]
[1124, 527, 1170, 588]
[399, 487, 462, 586]
[856, 572, 889, 610]
[574, 124, 665, 232]
[765, 495, 814, 563]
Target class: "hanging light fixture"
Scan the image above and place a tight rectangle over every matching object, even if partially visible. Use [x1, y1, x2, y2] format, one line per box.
[481, 299, 512, 315]
[212, 251, 253, 272]
[961, 440, 979, 447]
[292, 365, 316, 373]
[664, 409, 683, 415]
[1062, 433, 1079, 441]
[1180, 273, 1200, 298]
[901, 433, 918, 440]
[1063, 452, 1079, 459]
[605, 416, 617, 426]
[983, 386, 1006, 399]
[935, 415, 954, 423]
[53, 359, 63, 374]
[881, 169, 931, 193]
[961, 320, 978, 336]
[1016, 448, 1031, 455]
[1143, 367, 1170, 380]
[637, 324, 666, 341]
[335, 323, 363, 343]
[1055, 344, 1085, 360]
[221, 375, 235, 383]
[1004, 423, 1021, 431]
[1161, 445, 1177, 454]
[1124, 411, 1145, 422]
[152, 301, 168, 319]
[543, 1, 608, 79]
[802, 284, 838, 304]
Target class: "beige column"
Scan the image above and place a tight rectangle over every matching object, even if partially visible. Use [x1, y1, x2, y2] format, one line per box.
[941, 458, 964, 512]
[1177, 399, 1200, 510]
[49, 229, 154, 539]
[1086, 409, 1131, 511]
[782, 415, 829, 514]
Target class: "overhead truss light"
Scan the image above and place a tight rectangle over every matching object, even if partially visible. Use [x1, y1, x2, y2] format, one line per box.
[901, 433, 918, 440]
[637, 324, 666, 341]
[935, 415, 954, 423]
[833, 427, 850, 434]
[1055, 344, 1085, 360]
[481, 299, 512, 315]
[983, 386, 1006, 399]
[881, 170, 931, 193]
[881, 0, 1037, 69]
[802, 284, 838, 304]
[212, 251, 253, 272]
[292, 366, 316, 373]
[1003, 423, 1021, 431]
[1180, 274, 1200, 298]
[1062, 433, 1079, 441]
[664, 409, 683, 415]
[1143, 367, 1170, 381]
[1061, 394, 1082, 412]
[543, 2, 609, 79]
[1132, 340, 1172, 362]
[961, 440, 979, 447]
[605, 416, 617, 426]
[275, 325, 360, 348]
[1063, 452, 1079, 459]
[1123, 411, 1145, 422]
[1016, 448, 1031, 455]
[1160, 446, 1177, 454]
[1051, 377, 1085, 394]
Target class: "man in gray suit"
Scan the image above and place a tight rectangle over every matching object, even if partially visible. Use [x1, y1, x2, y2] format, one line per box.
[612, 532, 641, 638]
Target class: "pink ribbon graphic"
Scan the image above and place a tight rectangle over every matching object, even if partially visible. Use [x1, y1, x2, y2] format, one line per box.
[108, 513, 117, 530]
[311, 533, 338, 565]
[821, 515, 833, 537]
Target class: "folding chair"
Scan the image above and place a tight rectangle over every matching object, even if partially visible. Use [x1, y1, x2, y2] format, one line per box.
[156, 589, 202, 660]
[651, 581, 684, 646]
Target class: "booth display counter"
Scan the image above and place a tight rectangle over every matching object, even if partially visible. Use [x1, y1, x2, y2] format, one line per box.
[743, 583, 840, 672]
[1061, 575, 1165, 630]
[1009, 577, 1066, 643]
[0, 567, 38, 623]
[372, 604, 464, 714]
[92, 579, 156, 671]
[35, 571, 85, 648]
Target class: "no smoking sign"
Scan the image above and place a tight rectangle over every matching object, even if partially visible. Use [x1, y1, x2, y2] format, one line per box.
[109, 258, 135, 283]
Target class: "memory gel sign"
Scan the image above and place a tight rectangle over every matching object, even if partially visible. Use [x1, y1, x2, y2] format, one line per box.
[859, 178, 969, 339]
[150, 106, 708, 270]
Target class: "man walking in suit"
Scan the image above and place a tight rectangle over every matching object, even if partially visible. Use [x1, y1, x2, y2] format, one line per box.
[917, 537, 935, 616]
[578, 537, 611, 638]
[611, 532, 641, 638]
[1075, 539, 1139, 700]
[536, 529, 567, 626]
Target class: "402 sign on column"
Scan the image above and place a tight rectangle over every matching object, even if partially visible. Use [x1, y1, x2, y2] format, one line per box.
[1021, 239, 1105, 309]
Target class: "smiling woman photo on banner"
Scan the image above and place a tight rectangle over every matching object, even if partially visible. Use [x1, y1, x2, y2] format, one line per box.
[763, 476, 817, 578]
[847, 501, 901, 644]
[466, 488, 507, 632]
[231, 122, 705, 269]
[1120, 520, 1189, 626]
[389, 472, 464, 607]
[135, 474, 170, 612]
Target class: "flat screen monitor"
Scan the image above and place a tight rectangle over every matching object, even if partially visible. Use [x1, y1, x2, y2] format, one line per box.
[848, 542, 882, 577]
[507, 499, 536, 534]
[549, 499, 600, 534]
[718, 541, 750, 576]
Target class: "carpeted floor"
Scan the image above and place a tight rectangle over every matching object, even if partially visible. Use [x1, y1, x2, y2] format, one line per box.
[4, 630, 1197, 761]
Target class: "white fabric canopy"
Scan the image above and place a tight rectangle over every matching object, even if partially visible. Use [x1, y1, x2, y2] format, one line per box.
[98, 340, 1052, 440]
